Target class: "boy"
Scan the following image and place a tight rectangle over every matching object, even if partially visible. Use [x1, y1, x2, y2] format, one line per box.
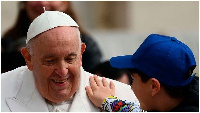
[85, 34, 199, 112]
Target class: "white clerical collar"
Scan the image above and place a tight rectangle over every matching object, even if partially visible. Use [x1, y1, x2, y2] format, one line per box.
[46, 95, 74, 112]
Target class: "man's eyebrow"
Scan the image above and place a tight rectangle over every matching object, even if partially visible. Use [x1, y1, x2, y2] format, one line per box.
[41, 53, 77, 59]
[41, 54, 56, 59]
[68, 53, 77, 57]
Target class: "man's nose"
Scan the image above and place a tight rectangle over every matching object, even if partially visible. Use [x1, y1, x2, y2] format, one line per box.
[55, 62, 68, 76]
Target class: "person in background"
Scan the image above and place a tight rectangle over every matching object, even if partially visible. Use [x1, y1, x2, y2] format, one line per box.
[2, 1, 102, 73]
[1, 10, 138, 112]
[86, 34, 199, 112]
[92, 60, 132, 85]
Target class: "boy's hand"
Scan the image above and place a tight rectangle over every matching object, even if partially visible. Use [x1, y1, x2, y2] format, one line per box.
[85, 75, 115, 107]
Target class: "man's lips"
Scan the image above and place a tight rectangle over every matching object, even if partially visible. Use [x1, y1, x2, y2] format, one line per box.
[50, 74, 71, 88]
[52, 78, 68, 83]
[51, 78, 69, 87]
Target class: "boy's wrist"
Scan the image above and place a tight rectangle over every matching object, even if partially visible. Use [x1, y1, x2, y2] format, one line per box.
[106, 95, 118, 99]
[102, 95, 118, 103]
[101, 95, 119, 111]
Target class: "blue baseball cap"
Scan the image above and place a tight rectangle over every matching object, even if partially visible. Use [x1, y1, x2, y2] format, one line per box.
[110, 34, 196, 87]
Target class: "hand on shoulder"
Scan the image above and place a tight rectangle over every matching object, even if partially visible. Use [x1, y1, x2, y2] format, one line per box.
[85, 75, 115, 107]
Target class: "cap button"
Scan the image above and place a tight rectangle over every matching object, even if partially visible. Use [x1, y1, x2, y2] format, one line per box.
[171, 37, 177, 41]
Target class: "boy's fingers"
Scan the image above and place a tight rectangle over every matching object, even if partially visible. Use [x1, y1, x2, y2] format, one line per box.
[89, 76, 98, 90]
[110, 81, 115, 91]
[85, 86, 93, 97]
[102, 77, 109, 87]
[93, 75, 102, 87]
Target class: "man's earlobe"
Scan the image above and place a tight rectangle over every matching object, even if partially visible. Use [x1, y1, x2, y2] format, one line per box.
[150, 78, 161, 96]
[81, 43, 86, 54]
[21, 47, 33, 71]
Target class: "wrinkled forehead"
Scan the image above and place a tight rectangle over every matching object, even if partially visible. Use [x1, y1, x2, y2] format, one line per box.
[28, 26, 81, 53]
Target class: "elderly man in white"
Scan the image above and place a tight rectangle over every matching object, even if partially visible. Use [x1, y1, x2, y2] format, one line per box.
[1, 10, 139, 112]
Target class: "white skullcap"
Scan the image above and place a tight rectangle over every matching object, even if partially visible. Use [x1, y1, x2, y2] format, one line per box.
[26, 11, 79, 44]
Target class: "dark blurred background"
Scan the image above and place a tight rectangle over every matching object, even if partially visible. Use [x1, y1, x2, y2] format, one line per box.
[1, 1, 199, 74]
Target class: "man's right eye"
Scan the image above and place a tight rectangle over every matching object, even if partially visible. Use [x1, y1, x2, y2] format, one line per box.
[43, 59, 56, 65]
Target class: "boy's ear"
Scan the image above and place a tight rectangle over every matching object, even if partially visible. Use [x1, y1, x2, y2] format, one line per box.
[150, 78, 161, 96]
[21, 47, 33, 71]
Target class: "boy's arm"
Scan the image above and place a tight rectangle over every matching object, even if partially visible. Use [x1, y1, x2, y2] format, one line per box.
[85, 75, 142, 112]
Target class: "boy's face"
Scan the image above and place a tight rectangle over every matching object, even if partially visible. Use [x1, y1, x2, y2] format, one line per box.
[131, 73, 154, 111]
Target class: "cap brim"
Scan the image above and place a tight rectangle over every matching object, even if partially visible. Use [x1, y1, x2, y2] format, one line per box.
[110, 55, 135, 69]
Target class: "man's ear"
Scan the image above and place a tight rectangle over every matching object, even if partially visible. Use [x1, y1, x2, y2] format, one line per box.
[21, 47, 33, 71]
[79, 43, 86, 66]
[150, 78, 161, 96]
[81, 43, 86, 54]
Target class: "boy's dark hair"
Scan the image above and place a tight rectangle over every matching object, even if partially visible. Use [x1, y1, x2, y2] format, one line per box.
[127, 67, 196, 99]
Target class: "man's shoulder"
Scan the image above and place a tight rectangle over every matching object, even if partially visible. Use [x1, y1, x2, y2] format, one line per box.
[81, 68, 139, 104]
[1, 66, 31, 96]
[2, 66, 28, 79]
[110, 79, 138, 103]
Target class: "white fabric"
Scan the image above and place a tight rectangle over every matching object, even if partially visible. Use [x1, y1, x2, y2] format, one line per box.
[1, 66, 139, 112]
[26, 11, 79, 44]
[46, 95, 74, 112]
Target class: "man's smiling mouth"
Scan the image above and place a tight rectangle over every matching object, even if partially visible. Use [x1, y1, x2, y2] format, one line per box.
[52, 79, 68, 83]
